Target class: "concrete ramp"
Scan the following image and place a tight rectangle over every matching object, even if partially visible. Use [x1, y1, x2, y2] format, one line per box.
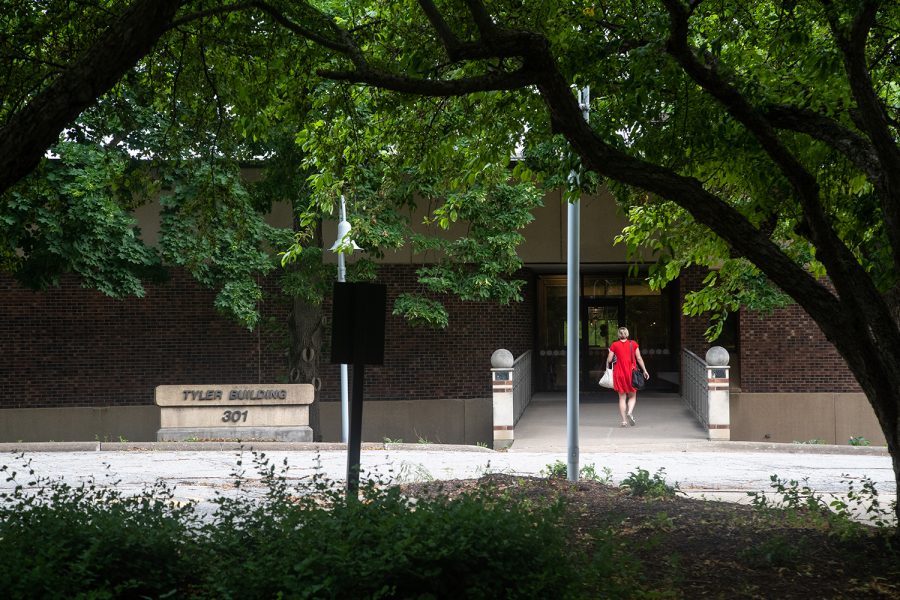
[509, 392, 708, 452]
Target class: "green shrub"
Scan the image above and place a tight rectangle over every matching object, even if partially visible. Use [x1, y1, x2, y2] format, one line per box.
[0, 458, 199, 599]
[541, 459, 569, 479]
[541, 460, 612, 483]
[199, 460, 586, 599]
[620, 468, 679, 499]
[579, 463, 613, 484]
[747, 473, 897, 536]
[1, 453, 590, 599]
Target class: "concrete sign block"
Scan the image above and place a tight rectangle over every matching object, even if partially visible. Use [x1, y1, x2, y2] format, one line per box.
[155, 384, 314, 442]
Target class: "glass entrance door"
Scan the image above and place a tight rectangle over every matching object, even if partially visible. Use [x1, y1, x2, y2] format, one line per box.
[535, 273, 680, 393]
[582, 300, 623, 391]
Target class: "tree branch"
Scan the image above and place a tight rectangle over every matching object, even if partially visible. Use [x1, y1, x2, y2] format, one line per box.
[764, 105, 882, 184]
[318, 65, 538, 96]
[533, 60, 844, 333]
[417, 0, 464, 59]
[168, 2, 256, 30]
[660, 0, 889, 333]
[463, 0, 497, 37]
[0, 0, 185, 196]
[825, 0, 900, 270]
[869, 33, 900, 68]
[661, 0, 818, 200]
[311, 1, 856, 346]
[173, 1, 363, 61]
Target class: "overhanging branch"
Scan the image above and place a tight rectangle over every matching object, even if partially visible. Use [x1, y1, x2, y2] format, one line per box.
[0, 0, 185, 197]
[764, 105, 882, 185]
[538, 67, 843, 330]
[826, 0, 900, 269]
[417, 0, 464, 59]
[661, 0, 888, 330]
[463, 0, 497, 37]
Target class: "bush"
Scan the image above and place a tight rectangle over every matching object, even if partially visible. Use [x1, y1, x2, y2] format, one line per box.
[0, 459, 198, 598]
[541, 460, 612, 483]
[620, 468, 679, 499]
[1, 453, 589, 599]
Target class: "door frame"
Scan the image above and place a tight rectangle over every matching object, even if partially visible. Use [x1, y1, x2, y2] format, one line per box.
[581, 298, 624, 390]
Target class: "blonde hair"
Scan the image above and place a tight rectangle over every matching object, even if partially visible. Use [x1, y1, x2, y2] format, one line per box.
[617, 326, 629, 340]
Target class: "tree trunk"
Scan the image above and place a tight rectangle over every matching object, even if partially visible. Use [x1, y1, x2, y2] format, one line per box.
[841, 337, 900, 526]
[288, 296, 325, 442]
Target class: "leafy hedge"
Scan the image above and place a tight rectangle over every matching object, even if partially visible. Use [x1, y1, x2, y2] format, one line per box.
[0, 454, 588, 599]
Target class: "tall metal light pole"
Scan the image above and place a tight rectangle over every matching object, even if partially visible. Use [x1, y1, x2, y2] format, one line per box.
[567, 86, 590, 482]
[330, 195, 361, 443]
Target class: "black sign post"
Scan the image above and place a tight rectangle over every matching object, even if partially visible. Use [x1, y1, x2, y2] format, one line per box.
[330, 282, 386, 500]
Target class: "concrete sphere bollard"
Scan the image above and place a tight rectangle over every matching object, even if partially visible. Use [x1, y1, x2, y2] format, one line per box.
[705, 346, 730, 366]
[491, 349, 514, 368]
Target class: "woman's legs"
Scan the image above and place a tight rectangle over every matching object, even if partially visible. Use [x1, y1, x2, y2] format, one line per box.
[626, 393, 637, 425]
[618, 392, 628, 425]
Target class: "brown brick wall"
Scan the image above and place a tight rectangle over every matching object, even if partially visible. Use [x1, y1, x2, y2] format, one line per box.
[739, 305, 860, 393]
[318, 265, 535, 401]
[677, 266, 860, 393]
[2, 265, 535, 409]
[678, 267, 712, 357]
[1, 270, 288, 409]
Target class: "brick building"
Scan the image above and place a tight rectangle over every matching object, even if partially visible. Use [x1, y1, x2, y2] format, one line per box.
[0, 187, 885, 445]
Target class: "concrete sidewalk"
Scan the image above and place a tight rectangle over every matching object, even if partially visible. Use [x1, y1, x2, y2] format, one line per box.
[0, 390, 894, 518]
[0, 441, 894, 517]
[510, 392, 709, 451]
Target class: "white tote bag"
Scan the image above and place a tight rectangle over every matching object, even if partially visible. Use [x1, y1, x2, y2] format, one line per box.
[599, 366, 614, 389]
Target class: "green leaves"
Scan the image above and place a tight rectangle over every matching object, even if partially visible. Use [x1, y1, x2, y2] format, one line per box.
[402, 182, 542, 320]
[392, 293, 449, 329]
[617, 197, 791, 340]
[9, 0, 897, 338]
[158, 162, 287, 329]
[1, 141, 162, 297]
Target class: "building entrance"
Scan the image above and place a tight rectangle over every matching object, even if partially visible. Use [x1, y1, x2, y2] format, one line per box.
[582, 300, 622, 391]
[535, 272, 679, 393]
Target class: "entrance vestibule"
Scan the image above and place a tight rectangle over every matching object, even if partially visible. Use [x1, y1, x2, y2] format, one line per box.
[536, 272, 680, 393]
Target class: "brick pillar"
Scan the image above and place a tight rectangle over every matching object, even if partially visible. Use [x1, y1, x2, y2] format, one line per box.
[706, 347, 731, 441]
[491, 349, 515, 450]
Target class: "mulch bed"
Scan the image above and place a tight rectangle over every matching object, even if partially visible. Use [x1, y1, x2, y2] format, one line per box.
[402, 474, 900, 599]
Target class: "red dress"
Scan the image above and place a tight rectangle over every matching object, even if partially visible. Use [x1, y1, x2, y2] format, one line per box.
[609, 340, 639, 393]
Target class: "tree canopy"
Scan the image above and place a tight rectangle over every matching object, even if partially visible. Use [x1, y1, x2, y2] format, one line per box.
[2, 0, 900, 519]
[251, 0, 900, 513]
[0, 0, 542, 329]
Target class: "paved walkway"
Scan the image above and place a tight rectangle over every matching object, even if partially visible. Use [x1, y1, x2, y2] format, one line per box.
[510, 392, 707, 451]
[0, 391, 895, 520]
[0, 441, 894, 518]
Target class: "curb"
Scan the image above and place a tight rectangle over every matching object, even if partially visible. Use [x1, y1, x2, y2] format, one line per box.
[0, 441, 495, 454]
[512, 441, 890, 456]
[0, 440, 887, 456]
[704, 441, 889, 456]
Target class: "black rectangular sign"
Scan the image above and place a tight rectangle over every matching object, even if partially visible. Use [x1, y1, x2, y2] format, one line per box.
[330, 282, 386, 365]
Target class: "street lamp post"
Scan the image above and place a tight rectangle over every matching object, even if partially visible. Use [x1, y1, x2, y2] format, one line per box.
[330, 195, 361, 443]
[567, 86, 590, 482]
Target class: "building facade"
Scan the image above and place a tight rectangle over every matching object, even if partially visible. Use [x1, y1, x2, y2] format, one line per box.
[0, 187, 886, 446]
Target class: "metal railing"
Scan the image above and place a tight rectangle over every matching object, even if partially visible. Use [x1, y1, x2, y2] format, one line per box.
[682, 349, 709, 428]
[512, 350, 533, 426]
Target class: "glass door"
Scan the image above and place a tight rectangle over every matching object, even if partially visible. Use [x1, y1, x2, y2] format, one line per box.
[582, 300, 623, 391]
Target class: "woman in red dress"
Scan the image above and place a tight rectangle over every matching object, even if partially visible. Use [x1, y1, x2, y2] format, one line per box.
[606, 326, 650, 427]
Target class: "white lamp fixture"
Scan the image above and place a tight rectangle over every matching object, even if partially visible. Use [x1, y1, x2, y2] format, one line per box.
[329, 218, 362, 253]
